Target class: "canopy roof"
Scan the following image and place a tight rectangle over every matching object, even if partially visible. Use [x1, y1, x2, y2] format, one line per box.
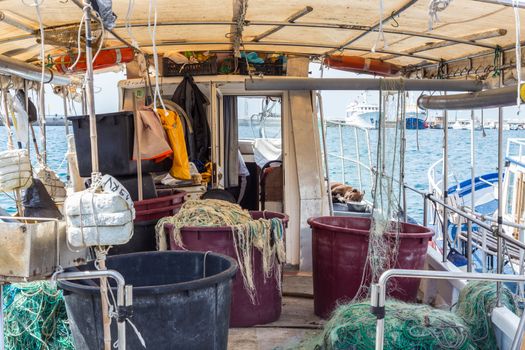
[0, 0, 523, 72]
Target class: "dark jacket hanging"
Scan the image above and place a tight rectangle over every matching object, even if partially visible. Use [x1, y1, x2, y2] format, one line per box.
[171, 74, 211, 168]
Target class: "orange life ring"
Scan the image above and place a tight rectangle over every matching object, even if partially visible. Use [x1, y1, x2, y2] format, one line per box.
[54, 47, 135, 74]
[324, 55, 400, 76]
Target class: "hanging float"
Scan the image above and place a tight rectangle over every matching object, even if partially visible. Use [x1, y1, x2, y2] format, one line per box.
[324, 55, 401, 76]
[54, 47, 134, 74]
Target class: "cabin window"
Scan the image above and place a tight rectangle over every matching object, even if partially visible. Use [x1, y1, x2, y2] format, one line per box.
[237, 96, 282, 140]
[506, 171, 516, 215]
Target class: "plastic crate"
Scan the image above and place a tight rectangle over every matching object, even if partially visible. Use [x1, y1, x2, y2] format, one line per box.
[162, 57, 218, 77]
[239, 62, 285, 76]
[135, 205, 182, 221]
[134, 191, 186, 212]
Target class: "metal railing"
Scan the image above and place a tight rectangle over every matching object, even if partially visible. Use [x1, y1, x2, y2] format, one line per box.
[324, 120, 374, 193]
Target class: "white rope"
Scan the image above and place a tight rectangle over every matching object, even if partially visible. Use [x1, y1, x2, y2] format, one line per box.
[125, 0, 139, 49]
[371, 0, 386, 53]
[513, 0, 522, 114]
[428, 0, 452, 31]
[148, 0, 167, 114]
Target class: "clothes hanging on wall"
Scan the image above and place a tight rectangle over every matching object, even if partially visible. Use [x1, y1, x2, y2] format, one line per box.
[132, 109, 173, 162]
[171, 74, 210, 169]
[158, 108, 191, 180]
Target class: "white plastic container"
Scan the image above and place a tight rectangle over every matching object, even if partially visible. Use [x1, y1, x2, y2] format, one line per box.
[65, 175, 135, 248]
[0, 149, 32, 192]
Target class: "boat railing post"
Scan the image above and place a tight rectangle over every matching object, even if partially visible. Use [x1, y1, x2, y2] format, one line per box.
[423, 193, 429, 227]
[467, 219, 473, 272]
[373, 269, 525, 350]
[442, 99, 449, 264]
[370, 283, 385, 350]
[338, 122, 345, 184]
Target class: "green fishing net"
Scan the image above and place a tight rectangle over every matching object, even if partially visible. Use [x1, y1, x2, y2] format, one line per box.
[318, 300, 476, 350]
[317, 281, 518, 350]
[2, 281, 74, 350]
[455, 281, 517, 350]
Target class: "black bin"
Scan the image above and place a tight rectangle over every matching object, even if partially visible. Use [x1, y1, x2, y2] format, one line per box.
[69, 112, 171, 177]
[108, 220, 157, 256]
[59, 251, 238, 350]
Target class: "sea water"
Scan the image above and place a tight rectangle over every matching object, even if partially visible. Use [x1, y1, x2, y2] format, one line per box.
[0, 125, 522, 223]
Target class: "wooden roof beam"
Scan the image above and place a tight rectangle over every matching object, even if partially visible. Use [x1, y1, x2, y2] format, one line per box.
[379, 28, 507, 61]
[252, 6, 313, 42]
[326, 0, 418, 55]
[138, 40, 442, 62]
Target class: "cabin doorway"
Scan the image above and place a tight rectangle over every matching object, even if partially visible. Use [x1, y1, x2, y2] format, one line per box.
[221, 95, 283, 212]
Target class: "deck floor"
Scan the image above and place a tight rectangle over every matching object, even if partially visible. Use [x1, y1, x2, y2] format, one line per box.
[227, 273, 324, 350]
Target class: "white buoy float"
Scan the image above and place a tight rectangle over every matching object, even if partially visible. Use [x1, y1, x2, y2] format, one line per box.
[0, 149, 32, 192]
[65, 175, 135, 248]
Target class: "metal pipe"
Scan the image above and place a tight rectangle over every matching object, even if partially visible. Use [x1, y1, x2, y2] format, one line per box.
[497, 104, 504, 303]
[371, 269, 525, 350]
[338, 123, 345, 184]
[28, 17, 498, 51]
[418, 85, 521, 110]
[428, 194, 493, 231]
[423, 195, 429, 226]
[0, 11, 34, 33]
[474, 0, 525, 8]
[70, 0, 140, 53]
[442, 105, 449, 263]
[467, 219, 473, 272]
[83, 3, 99, 177]
[54, 270, 128, 350]
[245, 78, 483, 92]
[252, 6, 313, 42]
[379, 29, 507, 61]
[0, 54, 71, 85]
[152, 40, 441, 61]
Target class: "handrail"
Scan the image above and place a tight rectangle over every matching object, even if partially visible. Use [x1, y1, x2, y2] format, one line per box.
[371, 269, 525, 350]
[54, 269, 131, 350]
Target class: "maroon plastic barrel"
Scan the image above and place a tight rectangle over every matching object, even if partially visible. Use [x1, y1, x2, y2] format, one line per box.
[308, 216, 434, 319]
[166, 211, 288, 327]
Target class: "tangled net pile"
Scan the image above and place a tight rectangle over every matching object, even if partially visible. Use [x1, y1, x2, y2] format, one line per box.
[3, 281, 74, 350]
[156, 199, 285, 300]
[318, 282, 517, 350]
[319, 300, 476, 350]
[455, 281, 517, 350]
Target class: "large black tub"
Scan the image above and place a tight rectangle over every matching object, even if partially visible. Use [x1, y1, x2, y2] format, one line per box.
[59, 251, 238, 350]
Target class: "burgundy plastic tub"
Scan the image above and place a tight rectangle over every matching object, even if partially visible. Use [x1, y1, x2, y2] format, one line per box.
[308, 216, 434, 319]
[134, 191, 186, 221]
[166, 211, 288, 327]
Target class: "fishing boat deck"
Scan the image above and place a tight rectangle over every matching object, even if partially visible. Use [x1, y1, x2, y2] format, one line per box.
[228, 272, 323, 350]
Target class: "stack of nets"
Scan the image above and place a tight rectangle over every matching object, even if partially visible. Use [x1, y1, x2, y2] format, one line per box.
[455, 281, 517, 350]
[319, 300, 476, 350]
[3, 281, 74, 350]
[318, 282, 517, 350]
[156, 199, 285, 300]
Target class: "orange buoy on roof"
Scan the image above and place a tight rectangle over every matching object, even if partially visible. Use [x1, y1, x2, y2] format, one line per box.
[54, 47, 134, 74]
[324, 55, 400, 76]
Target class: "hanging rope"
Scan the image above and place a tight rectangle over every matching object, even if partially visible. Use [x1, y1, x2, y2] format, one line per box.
[428, 0, 453, 31]
[512, 0, 522, 114]
[371, 0, 387, 53]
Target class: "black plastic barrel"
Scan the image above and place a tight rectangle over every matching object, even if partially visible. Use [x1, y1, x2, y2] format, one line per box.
[59, 251, 238, 350]
[108, 220, 157, 256]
